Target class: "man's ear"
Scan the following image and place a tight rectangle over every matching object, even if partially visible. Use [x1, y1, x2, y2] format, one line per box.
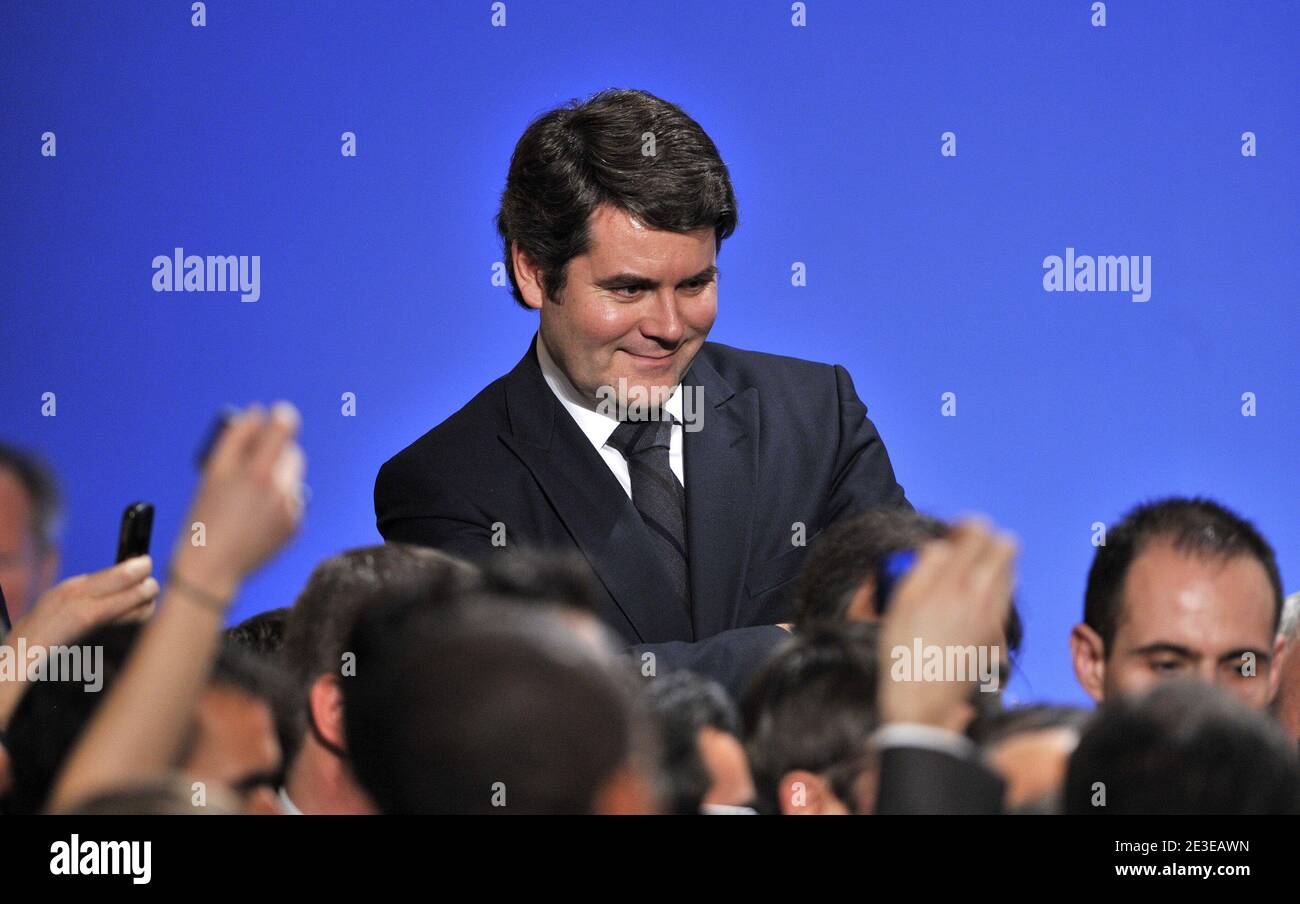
[845, 577, 877, 622]
[777, 770, 845, 816]
[591, 763, 659, 815]
[308, 674, 345, 750]
[1070, 623, 1107, 703]
[1268, 634, 1287, 701]
[509, 242, 547, 311]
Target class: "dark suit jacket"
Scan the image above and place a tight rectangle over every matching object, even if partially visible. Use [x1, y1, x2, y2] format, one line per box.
[875, 746, 1006, 815]
[375, 335, 908, 697]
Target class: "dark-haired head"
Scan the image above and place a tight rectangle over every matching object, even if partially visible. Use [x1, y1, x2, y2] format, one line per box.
[343, 593, 657, 814]
[644, 670, 751, 815]
[794, 509, 1024, 656]
[1072, 497, 1282, 709]
[496, 88, 737, 310]
[281, 543, 479, 768]
[1065, 680, 1300, 815]
[742, 622, 880, 815]
[497, 89, 735, 412]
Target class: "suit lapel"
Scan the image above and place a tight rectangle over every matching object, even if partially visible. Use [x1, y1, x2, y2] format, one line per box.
[682, 352, 759, 637]
[499, 336, 694, 644]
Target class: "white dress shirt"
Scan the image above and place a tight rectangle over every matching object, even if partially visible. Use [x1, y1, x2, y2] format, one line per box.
[278, 786, 303, 815]
[535, 333, 685, 499]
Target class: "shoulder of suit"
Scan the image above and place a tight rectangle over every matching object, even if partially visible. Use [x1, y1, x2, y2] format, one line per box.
[377, 371, 512, 481]
[698, 341, 845, 389]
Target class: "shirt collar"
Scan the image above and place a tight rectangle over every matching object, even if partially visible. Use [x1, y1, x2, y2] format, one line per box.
[278, 786, 303, 815]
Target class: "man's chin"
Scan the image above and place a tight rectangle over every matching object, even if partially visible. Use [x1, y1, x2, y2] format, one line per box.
[593, 372, 682, 415]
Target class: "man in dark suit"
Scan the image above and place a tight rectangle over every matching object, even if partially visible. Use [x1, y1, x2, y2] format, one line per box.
[375, 88, 908, 695]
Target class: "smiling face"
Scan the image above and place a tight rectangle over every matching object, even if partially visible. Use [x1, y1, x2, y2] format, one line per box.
[513, 205, 718, 407]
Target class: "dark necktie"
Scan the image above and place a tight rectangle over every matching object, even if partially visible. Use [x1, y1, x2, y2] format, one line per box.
[606, 416, 690, 616]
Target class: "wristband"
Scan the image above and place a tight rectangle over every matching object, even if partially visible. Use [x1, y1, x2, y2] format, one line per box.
[166, 570, 231, 614]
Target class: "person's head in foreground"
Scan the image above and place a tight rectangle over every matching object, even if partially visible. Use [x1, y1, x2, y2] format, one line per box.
[479, 548, 623, 659]
[1071, 497, 1283, 708]
[973, 704, 1090, 814]
[343, 592, 659, 814]
[1064, 680, 1300, 815]
[498, 87, 736, 408]
[793, 508, 1024, 660]
[0, 443, 61, 625]
[742, 623, 879, 815]
[281, 543, 480, 814]
[644, 670, 755, 814]
[5, 624, 287, 815]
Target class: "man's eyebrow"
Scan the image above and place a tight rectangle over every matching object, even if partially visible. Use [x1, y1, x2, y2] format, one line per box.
[1218, 648, 1272, 665]
[1131, 643, 1197, 658]
[593, 265, 718, 290]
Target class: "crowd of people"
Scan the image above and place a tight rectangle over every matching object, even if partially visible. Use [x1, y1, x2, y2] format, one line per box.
[1, 403, 1297, 815]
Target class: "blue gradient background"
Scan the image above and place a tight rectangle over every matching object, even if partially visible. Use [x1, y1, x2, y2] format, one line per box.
[2, 1, 1296, 704]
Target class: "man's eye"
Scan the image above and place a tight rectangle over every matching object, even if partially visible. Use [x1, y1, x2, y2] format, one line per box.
[1150, 659, 1184, 673]
[612, 286, 642, 298]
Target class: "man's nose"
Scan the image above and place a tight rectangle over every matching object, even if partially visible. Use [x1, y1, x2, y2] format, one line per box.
[639, 291, 685, 345]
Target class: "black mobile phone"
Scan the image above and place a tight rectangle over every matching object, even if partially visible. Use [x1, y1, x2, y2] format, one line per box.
[194, 407, 238, 470]
[115, 502, 155, 564]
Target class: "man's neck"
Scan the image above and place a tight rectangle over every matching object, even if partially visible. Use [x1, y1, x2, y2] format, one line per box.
[284, 737, 375, 815]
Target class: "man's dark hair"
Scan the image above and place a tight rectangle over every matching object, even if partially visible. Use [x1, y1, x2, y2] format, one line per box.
[0, 442, 62, 551]
[643, 670, 742, 815]
[496, 88, 738, 309]
[4, 622, 141, 814]
[794, 510, 948, 625]
[480, 549, 601, 614]
[225, 607, 290, 659]
[1084, 497, 1284, 653]
[793, 509, 1024, 655]
[281, 544, 478, 763]
[343, 594, 638, 814]
[1064, 681, 1300, 815]
[741, 623, 879, 815]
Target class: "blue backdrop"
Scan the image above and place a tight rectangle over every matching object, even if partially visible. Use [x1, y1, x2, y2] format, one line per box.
[2, 1, 1296, 705]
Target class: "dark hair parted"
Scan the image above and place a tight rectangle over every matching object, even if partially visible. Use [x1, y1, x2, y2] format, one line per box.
[1084, 497, 1283, 653]
[495, 88, 738, 309]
